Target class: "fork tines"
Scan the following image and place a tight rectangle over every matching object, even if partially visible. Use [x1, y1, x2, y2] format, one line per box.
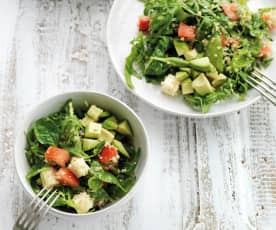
[14, 187, 60, 230]
[246, 68, 276, 106]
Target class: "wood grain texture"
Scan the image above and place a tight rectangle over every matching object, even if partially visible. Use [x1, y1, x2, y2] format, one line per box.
[0, 0, 275, 229]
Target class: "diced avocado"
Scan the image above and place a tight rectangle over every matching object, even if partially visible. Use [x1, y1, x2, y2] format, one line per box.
[190, 57, 213, 72]
[185, 49, 198, 60]
[191, 69, 201, 79]
[212, 73, 227, 87]
[117, 120, 133, 136]
[85, 122, 102, 138]
[180, 67, 192, 74]
[102, 116, 118, 130]
[173, 39, 190, 57]
[192, 73, 214, 96]
[99, 128, 115, 144]
[99, 111, 110, 118]
[112, 139, 129, 158]
[80, 115, 94, 127]
[87, 105, 103, 122]
[181, 79, 194, 95]
[206, 71, 220, 81]
[176, 71, 189, 81]
[173, 40, 198, 60]
[82, 138, 100, 151]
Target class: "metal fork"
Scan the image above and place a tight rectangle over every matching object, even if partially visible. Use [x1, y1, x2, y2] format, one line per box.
[13, 187, 60, 230]
[246, 68, 276, 106]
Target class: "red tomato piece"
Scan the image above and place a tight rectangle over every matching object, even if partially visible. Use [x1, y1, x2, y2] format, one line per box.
[45, 146, 70, 167]
[221, 34, 240, 48]
[222, 3, 239, 21]
[178, 23, 196, 40]
[99, 146, 119, 165]
[56, 167, 80, 187]
[138, 16, 150, 31]
[262, 11, 276, 31]
[259, 43, 272, 58]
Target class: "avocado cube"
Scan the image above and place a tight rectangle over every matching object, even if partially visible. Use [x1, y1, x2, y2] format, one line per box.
[192, 73, 214, 96]
[185, 49, 198, 60]
[206, 71, 220, 81]
[190, 57, 213, 72]
[87, 105, 103, 122]
[191, 69, 201, 79]
[181, 79, 194, 95]
[176, 72, 189, 82]
[80, 115, 94, 127]
[85, 122, 102, 138]
[102, 116, 118, 130]
[112, 139, 129, 158]
[173, 39, 190, 57]
[117, 120, 133, 136]
[99, 128, 115, 144]
[180, 67, 192, 74]
[99, 111, 110, 118]
[212, 73, 227, 87]
[82, 138, 100, 151]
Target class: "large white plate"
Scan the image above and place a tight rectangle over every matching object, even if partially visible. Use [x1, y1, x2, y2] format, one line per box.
[107, 0, 275, 118]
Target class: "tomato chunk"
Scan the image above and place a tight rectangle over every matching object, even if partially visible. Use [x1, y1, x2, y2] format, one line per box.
[222, 3, 239, 21]
[221, 34, 240, 48]
[138, 16, 150, 31]
[45, 146, 70, 167]
[262, 11, 276, 31]
[56, 167, 80, 187]
[259, 43, 272, 58]
[178, 23, 196, 40]
[99, 146, 119, 165]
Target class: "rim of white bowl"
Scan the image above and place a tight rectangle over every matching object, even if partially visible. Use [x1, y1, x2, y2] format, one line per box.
[106, 0, 261, 118]
[15, 90, 150, 218]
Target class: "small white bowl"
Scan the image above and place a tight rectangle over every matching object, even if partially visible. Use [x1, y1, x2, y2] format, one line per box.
[15, 91, 149, 219]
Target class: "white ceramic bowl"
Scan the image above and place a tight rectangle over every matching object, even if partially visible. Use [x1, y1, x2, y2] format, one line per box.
[15, 91, 149, 219]
[106, 0, 276, 118]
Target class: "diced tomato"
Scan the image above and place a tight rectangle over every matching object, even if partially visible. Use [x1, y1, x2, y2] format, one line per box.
[178, 23, 196, 40]
[221, 34, 240, 48]
[222, 3, 239, 21]
[99, 146, 119, 165]
[262, 11, 276, 31]
[259, 43, 272, 58]
[45, 146, 70, 167]
[138, 16, 150, 31]
[56, 167, 80, 187]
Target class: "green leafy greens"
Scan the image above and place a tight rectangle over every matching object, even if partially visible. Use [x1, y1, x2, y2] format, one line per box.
[125, 0, 274, 112]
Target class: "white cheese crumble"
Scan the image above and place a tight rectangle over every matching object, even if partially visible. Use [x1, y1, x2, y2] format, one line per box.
[161, 74, 180, 96]
[68, 157, 90, 178]
[40, 167, 59, 188]
[72, 192, 94, 214]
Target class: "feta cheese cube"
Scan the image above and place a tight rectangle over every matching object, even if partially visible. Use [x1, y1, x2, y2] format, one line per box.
[72, 192, 94, 213]
[40, 167, 59, 188]
[68, 157, 90, 178]
[161, 74, 180, 96]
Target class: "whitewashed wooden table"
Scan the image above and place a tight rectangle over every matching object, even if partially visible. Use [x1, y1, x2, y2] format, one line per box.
[0, 0, 275, 229]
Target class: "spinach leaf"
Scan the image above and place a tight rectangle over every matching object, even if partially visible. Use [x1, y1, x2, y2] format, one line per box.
[88, 177, 103, 191]
[33, 118, 59, 146]
[90, 161, 126, 192]
[26, 166, 48, 180]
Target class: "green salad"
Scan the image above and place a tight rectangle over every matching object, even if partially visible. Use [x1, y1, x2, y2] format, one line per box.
[25, 100, 140, 214]
[125, 0, 276, 112]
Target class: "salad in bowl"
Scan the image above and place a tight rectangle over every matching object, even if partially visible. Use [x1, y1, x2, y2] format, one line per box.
[15, 92, 148, 216]
[125, 0, 276, 112]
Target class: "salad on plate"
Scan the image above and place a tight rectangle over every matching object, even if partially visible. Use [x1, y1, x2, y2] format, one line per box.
[125, 0, 276, 112]
[25, 100, 140, 214]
